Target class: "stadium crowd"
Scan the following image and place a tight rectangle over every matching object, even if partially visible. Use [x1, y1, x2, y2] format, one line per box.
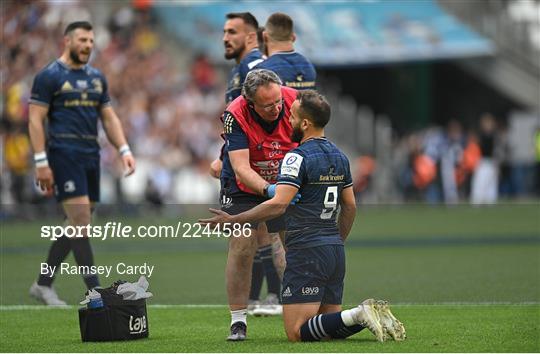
[1, 1, 224, 208]
[2, 1, 539, 210]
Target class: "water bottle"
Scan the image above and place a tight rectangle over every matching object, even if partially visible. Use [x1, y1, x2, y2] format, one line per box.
[87, 292, 104, 309]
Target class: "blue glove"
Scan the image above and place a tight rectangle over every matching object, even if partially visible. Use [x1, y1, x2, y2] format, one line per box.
[265, 184, 301, 205]
[266, 184, 276, 198]
[290, 193, 301, 205]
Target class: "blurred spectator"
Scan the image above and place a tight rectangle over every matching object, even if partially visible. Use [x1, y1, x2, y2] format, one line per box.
[398, 134, 437, 202]
[434, 120, 464, 204]
[191, 54, 217, 93]
[455, 130, 481, 197]
[535, 127, 540, 196]
[470, 113, 498, 204]
[3, 122, 31, 203]
[352, 155, 376, 199]
[497, 124, 513, 198]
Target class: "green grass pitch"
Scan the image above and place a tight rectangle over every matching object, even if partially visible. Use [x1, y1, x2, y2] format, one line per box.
[1, 305, 538, 352]
[1, 204, 539, 352]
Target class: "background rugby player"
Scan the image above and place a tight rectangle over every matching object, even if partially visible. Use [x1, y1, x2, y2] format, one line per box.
[28, 21, 135, 305]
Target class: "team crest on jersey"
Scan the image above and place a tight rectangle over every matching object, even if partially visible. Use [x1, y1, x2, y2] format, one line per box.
[76, 80, 88, 89]
[280, 152, 303, 177]
[296, 74, 304, 82]
[92, 78, 103, 93]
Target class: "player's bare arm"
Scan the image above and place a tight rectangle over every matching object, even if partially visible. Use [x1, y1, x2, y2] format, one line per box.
[229, 148, 269, 196]
[101, 106, 136, 176]
[209, 158, 222, 179]
[338, 186, 356, 241]
[28, 103, 54, 192]
[201, 184, 298, 226]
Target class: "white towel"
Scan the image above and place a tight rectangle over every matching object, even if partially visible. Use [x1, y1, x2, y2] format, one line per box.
[116, 276, 153, 300]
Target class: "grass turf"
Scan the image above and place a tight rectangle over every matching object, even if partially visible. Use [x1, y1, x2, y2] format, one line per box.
[1, 204, 539, 351]
[0, 305, 538, 352]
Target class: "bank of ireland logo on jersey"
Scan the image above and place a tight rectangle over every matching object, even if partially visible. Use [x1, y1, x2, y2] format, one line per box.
[280, 152, 303, 177]
[76, 80, 88, 89]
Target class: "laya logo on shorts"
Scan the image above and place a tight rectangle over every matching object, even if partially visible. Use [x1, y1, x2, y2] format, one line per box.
[301, 287, 319, 296]
[64, 180, 76, 193]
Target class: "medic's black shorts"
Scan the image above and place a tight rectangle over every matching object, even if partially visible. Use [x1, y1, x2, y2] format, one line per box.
[220, 188, 286, 233]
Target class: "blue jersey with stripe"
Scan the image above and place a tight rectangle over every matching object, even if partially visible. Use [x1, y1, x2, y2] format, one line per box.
[29, 59, 111, 154]
[277, 138, 353, 249]
[225, 49, 264, 104]
[255, 51, 316, 90]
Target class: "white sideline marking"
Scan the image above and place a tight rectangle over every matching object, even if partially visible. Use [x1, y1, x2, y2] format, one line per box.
[0, 302, 538, 310]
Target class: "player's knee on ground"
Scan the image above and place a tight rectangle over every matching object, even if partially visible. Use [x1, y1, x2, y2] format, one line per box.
[285, 325, 302, 342]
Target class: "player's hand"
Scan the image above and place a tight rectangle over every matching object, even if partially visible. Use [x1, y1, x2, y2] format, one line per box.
[266, 184, 301, 205]
[122, 154, 136, 177]
[35, 166, 54, 196]
[198, 208, 234, 226]
[209, 158, 222, 179]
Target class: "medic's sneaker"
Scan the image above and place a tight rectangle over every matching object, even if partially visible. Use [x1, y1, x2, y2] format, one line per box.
[227, 321, 247, 341]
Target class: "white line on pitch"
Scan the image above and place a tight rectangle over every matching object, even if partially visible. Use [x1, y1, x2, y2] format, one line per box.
[0, 302, 538, 310]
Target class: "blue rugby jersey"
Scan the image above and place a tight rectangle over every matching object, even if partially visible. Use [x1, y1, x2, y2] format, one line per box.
[225, 49, 264, 104]
[29, 59, 111, 154]
[255, 51, 316, 90]
[277, 137, 353, 249]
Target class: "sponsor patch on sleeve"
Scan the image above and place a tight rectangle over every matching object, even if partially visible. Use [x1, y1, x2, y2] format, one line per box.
[280, 153, 303, 177]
